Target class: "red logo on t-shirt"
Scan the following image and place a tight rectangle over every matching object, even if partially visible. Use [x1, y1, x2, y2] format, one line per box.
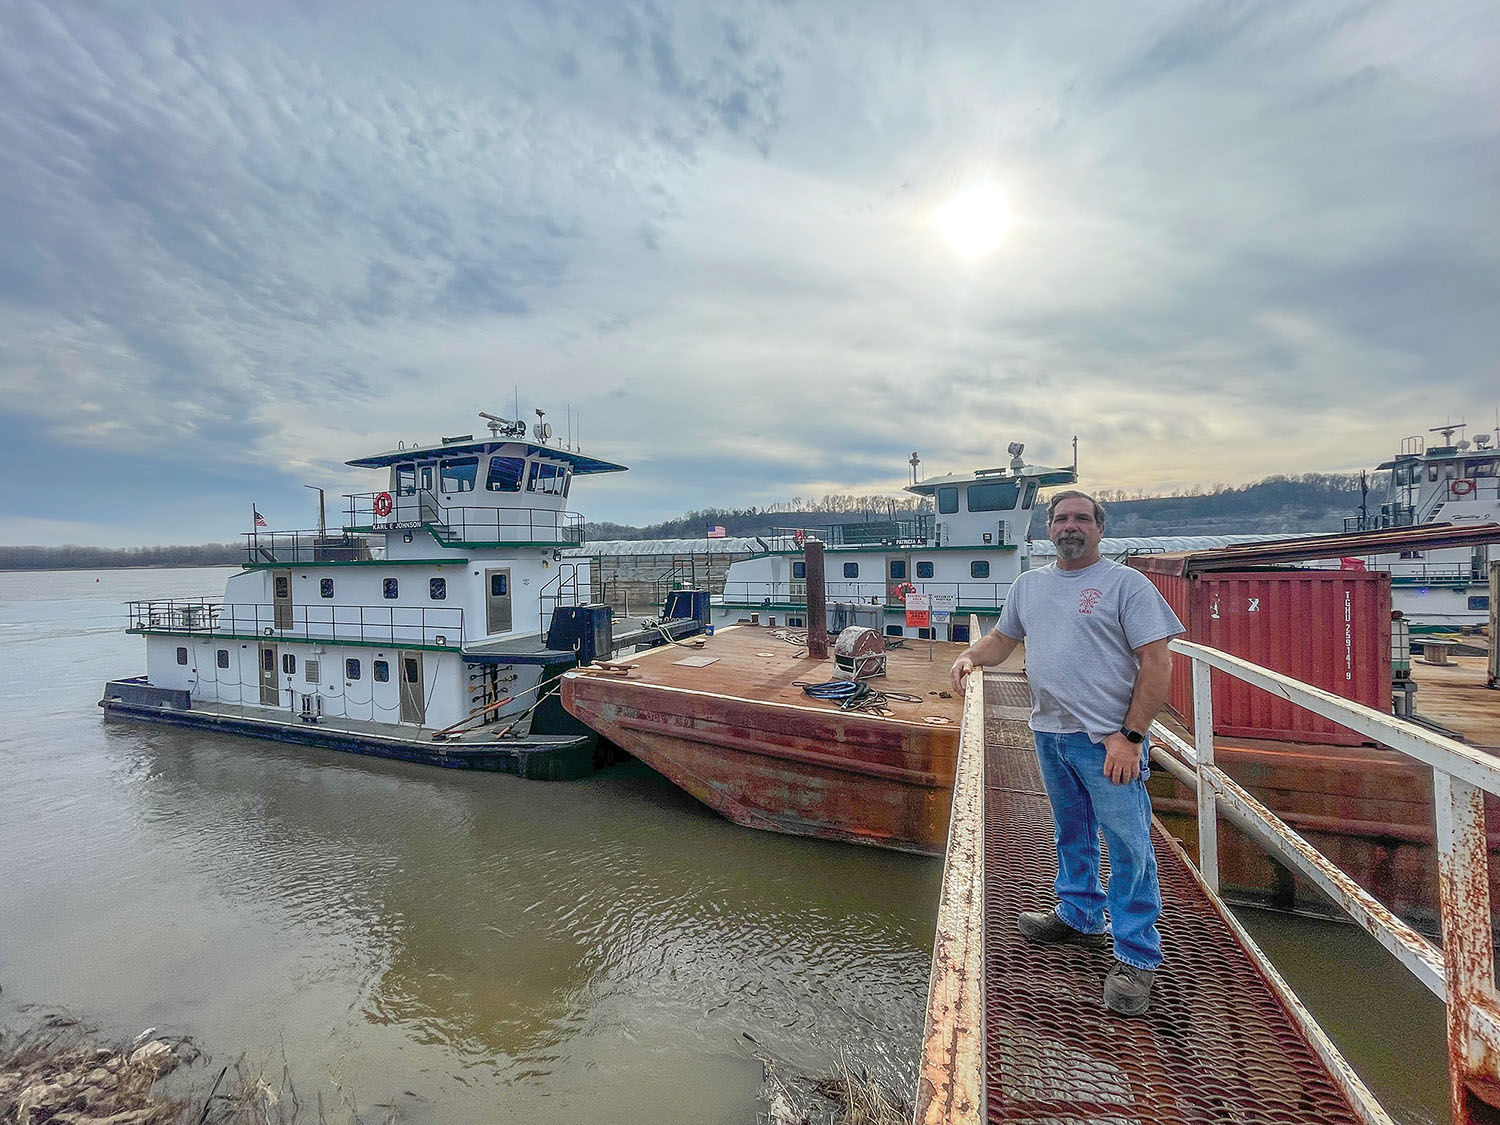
[1079, 588, 1104, 614]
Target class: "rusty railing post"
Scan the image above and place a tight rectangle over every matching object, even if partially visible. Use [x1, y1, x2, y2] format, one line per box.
[1434, 768, 1500, 1123]
[1192, 655, 1219, 895]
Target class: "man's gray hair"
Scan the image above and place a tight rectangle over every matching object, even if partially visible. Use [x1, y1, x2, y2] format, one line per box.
[1047, 490, 1107, 527]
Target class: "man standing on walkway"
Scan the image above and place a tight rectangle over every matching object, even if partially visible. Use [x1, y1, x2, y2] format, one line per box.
[949, 490, 1182, 1015]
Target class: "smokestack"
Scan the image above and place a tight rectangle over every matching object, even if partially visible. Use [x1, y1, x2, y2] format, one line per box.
[805, 538, 828, 661]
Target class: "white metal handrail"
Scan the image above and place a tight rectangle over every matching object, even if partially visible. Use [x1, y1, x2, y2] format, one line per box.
[1158, 638, 1500, 1123]
[915, 615, 985, 1125]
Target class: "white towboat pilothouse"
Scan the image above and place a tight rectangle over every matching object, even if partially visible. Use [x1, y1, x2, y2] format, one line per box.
[711, 443, 1078, 640]
[100, 411, 641, 778]
[1342, 421, 1499, 631]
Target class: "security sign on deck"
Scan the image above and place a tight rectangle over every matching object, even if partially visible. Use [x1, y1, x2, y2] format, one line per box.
[905, 593, 931, 629]
[930, 593, 955, 624]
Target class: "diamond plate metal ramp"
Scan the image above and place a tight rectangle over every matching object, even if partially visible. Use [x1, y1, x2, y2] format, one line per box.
[981, 684, 1369, 1125]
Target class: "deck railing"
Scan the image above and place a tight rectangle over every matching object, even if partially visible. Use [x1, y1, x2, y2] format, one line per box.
[719, 579, 1014, 609]
[244, 531, 379, 565]
[344, 492, 584, 546]
[127, 600, 466, 648]
[1153, 639, 1500, 1123]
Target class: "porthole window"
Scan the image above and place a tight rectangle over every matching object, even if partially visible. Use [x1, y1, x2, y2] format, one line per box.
[216, 649, 229, 669]
[430, 577, 447, 600]
[373, 660, 390, 683]
[320, 578, 334, 599]
[346, 658, 361, 680]
[262, 649, 275, 672]
[971, 560, 991, 579]
[383, 578, 399, 599]
[1471, 595, 1492, 612]
[843, 562, 860, 579]
[176, 647, 188, 665]
[282, 653, 296, 675]
[889, 560, 907, 580]
[792, 562, 806, 579]
[275, 576, 289, 598]
[916, 561, 934, 579]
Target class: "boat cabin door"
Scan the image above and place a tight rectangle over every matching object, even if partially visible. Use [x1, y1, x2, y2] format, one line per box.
[888, 555, 913, 603]
[486, 568, 513, 634]
[272, 570, 293, 630]
[258, 644, 280, 706]
[399, 651, 425, 724]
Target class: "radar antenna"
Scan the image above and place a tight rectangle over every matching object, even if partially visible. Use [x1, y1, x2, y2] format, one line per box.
[1429, 422, 1466, 447]
[478, 411, 527, 439]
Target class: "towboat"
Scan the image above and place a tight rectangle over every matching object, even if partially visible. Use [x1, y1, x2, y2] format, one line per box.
[710, 442, 1077, 640]
[1340, 421, 1499, 630]
[99, 411, 688, 779]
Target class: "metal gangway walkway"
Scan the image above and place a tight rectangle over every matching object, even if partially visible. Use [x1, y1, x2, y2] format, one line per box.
[916, 622, 1500, 1125]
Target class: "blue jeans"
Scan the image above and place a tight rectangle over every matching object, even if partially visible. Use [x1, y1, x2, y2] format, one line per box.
[1032, 730, 1163, 970]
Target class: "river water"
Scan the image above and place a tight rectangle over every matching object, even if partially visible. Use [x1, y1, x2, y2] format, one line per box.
[0, 567, 1450, 1122]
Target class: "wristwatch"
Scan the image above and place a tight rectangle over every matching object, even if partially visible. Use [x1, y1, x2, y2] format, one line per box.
[1119, 727, 1144, 744]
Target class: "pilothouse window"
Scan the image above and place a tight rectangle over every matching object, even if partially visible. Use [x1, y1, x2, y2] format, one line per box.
[526, 461, 568, 495]
[937, 487, 959, 515]
[396, 464, 416, 496]
[440, 457, 478, 493]
[486, 456, 525, 492]
[967, 481, 1020, 512]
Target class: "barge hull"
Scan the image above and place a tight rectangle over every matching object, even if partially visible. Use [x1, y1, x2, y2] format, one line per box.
[563, 675, 958, 854]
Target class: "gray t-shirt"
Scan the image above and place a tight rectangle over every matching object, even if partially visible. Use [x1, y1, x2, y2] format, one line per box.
[995, 558, 1183, 740]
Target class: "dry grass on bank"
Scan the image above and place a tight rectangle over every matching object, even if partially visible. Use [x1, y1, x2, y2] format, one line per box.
[0, 1016, 396, 1125]
[757, 1045, 909, 1125]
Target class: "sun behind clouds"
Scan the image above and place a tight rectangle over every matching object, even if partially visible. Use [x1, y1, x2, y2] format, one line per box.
[933, 184, 1014, 259]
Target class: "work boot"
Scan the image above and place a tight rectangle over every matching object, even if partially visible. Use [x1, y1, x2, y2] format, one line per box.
[1103, 961, 1157, 1016]
[1016, 907, 1109, 948]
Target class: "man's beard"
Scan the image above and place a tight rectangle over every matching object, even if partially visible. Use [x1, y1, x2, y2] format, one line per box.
[1056, 535, 1088, 561]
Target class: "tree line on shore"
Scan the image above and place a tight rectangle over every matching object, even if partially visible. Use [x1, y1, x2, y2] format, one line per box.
[3, 472, 1377, 568]
[0, 543, 242, 571]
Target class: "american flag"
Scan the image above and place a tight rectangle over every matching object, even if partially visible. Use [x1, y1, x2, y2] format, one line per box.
[254, 508, 268, 528]
[706, 525, 726, 538]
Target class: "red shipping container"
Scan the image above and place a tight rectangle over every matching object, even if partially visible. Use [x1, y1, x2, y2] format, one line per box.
[1133, 567, 1392, 746]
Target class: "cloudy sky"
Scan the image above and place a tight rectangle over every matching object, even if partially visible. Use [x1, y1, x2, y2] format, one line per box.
[2, 1, 1496, 545]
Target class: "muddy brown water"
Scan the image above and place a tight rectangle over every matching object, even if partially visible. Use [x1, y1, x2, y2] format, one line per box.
[0, 568, 1449, 1122]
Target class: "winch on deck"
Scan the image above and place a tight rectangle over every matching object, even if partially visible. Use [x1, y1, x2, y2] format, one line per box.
[834, 626, 886, 679]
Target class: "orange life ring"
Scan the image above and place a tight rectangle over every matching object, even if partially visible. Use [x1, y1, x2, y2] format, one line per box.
[1451, 479, 1475, 497]
[373, 491, 394, 517]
